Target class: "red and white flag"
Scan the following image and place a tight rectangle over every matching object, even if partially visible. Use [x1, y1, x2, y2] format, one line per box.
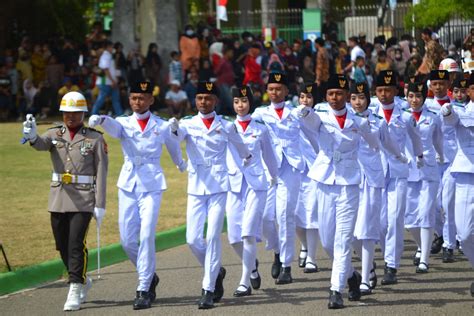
[217, 0, 228, 21]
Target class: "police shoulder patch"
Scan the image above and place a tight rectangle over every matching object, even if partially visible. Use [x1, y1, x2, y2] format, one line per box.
[48, 125, 63, 130]
[427, 110, 437, 115]
[87, 127, 103, 134]
[373, 113, 383, 120]
[255, 119, 265, 125]
[402, 108, 412, 113]
[316, 109, 328, 113]
[182, 115, 193, 120]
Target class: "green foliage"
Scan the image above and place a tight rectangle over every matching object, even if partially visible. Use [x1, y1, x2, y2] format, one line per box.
[404, 0, 474, 29]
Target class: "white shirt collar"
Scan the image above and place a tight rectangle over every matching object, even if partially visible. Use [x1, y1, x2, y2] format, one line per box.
[271, 101, 286, 109]
[133, 111, 151, 120]
[237, 114, 251, 122]
[198, 111, 216, 119]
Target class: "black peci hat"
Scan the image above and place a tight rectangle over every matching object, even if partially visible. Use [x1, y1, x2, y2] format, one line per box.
[429, 70, 449, 81]
[350, 81, 370, 101]
[267, 72, 288, 86]
[196, 81, 219, 96]
[327, 74, 349, 90]
[130, 81, 153, 94]
[375, 70, 398, 87]
[232, 85, 254, 108]
[300, 83, 317, 99]
[452, 76, 468, 89]
[468, 72, 474, 87]
[407, 82, 428, 99]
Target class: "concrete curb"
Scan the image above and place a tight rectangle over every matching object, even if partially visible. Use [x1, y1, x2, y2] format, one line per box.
[0, 224, 187, 296]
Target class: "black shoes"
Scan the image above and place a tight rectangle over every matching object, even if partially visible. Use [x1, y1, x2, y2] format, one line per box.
[328, 290, 344, 309]
[369, 261, 377, 289]
[250, 259, 261, 290]
[304, 261, 319, 273]
[233, 285, 252, 297]
[347, 271, 362, 301]
[413, 249, 421, 266]
[431, 234, 444, 254]
[133, 291, 152, 310]
[275, 266, 293, 284]
[381, 265, 398, 285]
[360, 282, 372, 296]
[198, 290, 214, 309]
[470, 281, 474, 297]
[298, 249, 307, 268]
[271, 253, 282, 279]
[442, 247, 455, 263]
[149, 273, 159, 302]
[416, 262, 429, 273]
[213, 267, 226, 303]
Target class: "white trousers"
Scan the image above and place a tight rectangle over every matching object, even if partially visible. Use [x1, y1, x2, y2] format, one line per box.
[295, 171, 319, 229]
[406, 180, 439, 229]
[226, 180, 267, 244]
[435, 163, 457, 249]
[380, 176, 407, 269]
[186, 192, 226, 292]
[453, 173, 474, 267]
[354, 178, 381, 241]
[262, 157, 301, 267]
[118, 189, 162, 291]
[317, 183, 359, 293]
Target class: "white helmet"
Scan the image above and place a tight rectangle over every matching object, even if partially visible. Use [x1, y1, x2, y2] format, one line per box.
[59, 91, 88, 112]
[439, 58, 460, 73]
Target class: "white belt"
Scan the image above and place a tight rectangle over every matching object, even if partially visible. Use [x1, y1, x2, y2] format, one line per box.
[195, 158, 224, 167]
[276, 139, 292, 147]
[328, 151, 357, 162]
[125, 156, 160, 166]
[52, 173, 94, 184]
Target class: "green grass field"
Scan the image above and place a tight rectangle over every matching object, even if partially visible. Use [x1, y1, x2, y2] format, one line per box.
[0, 121, 188, 273]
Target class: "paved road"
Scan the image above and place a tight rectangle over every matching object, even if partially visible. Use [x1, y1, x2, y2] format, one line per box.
[1, 234, 473, 315]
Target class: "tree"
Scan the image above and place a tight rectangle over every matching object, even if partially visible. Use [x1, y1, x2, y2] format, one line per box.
[404, 0, 474, 29]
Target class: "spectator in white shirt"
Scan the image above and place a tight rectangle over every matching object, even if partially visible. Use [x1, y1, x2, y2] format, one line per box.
[344, 36, 366, 79]
[165, 80, 189, 118]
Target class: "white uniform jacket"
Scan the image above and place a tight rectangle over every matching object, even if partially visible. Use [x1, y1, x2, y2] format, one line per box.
[305, 108, 379, 185]
[425, 97, 458, 162]
[101, 114, 183, 192]
[227, 119, 279, 192]
[404, 106, 444, 182]
[348, 108, 402, 188]
[252, 102, 318, 172]
[300, 130, 318, 170]
[372, 100, 424, 179]
[176, 113, 251, 195]
[443, 101, 474, 174]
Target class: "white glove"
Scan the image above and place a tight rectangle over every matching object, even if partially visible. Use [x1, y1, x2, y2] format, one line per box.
[177, 160, 187, 173]
[93, 207, 106, 227]
[416, 156, 425, 168]
[440, 103, 452, 116]
[436, 154, 444, 165]
[243, 154, 253, 167]
[169, 117, 179, 133]
[22, 114, 37, 142]
[88, 115, 103, 128]
[269, 177, 278, 187]
[296, 104, 311, 118]
[395, 154, 409, 164]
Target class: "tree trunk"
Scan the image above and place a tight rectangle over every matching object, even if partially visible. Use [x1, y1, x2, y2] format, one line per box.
[112, 0, 136, 54]
[155, 0, 180, 78]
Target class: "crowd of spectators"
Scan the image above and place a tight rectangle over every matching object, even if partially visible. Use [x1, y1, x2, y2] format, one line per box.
[0, 19, 473, 121]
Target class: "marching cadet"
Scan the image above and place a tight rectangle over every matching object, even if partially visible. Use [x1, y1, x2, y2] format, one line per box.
[88, 81, 186, 310]
[440, 73, 474, 296]
[252, 72, 318, 284]
[295, 83, 320, 274]
[300, 74, 379, 309]
[22, 91, 108, 311]
[169, 81, 252, 309]
[348, 82, 406, 295]
[404, 81, 444, 273]
[425, 70, 457, 261]
[371, 70, 424, 285]
[451, 76, 470, 108]
[226, 86, 278, 297]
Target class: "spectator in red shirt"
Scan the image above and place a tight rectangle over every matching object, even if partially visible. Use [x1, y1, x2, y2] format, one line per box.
[243, 44, 263, 86]
[215, 45, 235, 114]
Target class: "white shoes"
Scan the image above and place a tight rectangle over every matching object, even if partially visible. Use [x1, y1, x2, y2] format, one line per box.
[64, 283, 83, 311]
[80, 276, 93, 303]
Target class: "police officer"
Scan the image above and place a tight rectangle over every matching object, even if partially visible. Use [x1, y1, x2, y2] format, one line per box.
[226, 85, 278, 297]
[89, 81, 186, 310]
[440, 73, 474, 296]
[301, 75, 379, 309]
[404, 81, 444, 273]
[371, 70, 424, 285]
[169, 81, 252, 309]
[22, 91, 108, 311]
[252, 72, 318, 285]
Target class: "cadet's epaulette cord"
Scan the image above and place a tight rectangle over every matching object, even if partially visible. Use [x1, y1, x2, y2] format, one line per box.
[87, 127, 103, 134]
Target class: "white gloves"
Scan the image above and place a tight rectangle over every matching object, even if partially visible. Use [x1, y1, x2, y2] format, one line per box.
[436, 154, 444, 165]
[395, 154, 409, 164]
[269, 177, 278, 187]
[169, 117, 179, 133]
[22, 114, 38, 142]
[440, 103, 452, 116]
[93, 207, 106, 227]
[88, 115, 103, 128]
[416, 156, 425, 168]
[177, 160, 187, 172]
[296, 105, 311, 118]
[243, 154, 253, 167]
